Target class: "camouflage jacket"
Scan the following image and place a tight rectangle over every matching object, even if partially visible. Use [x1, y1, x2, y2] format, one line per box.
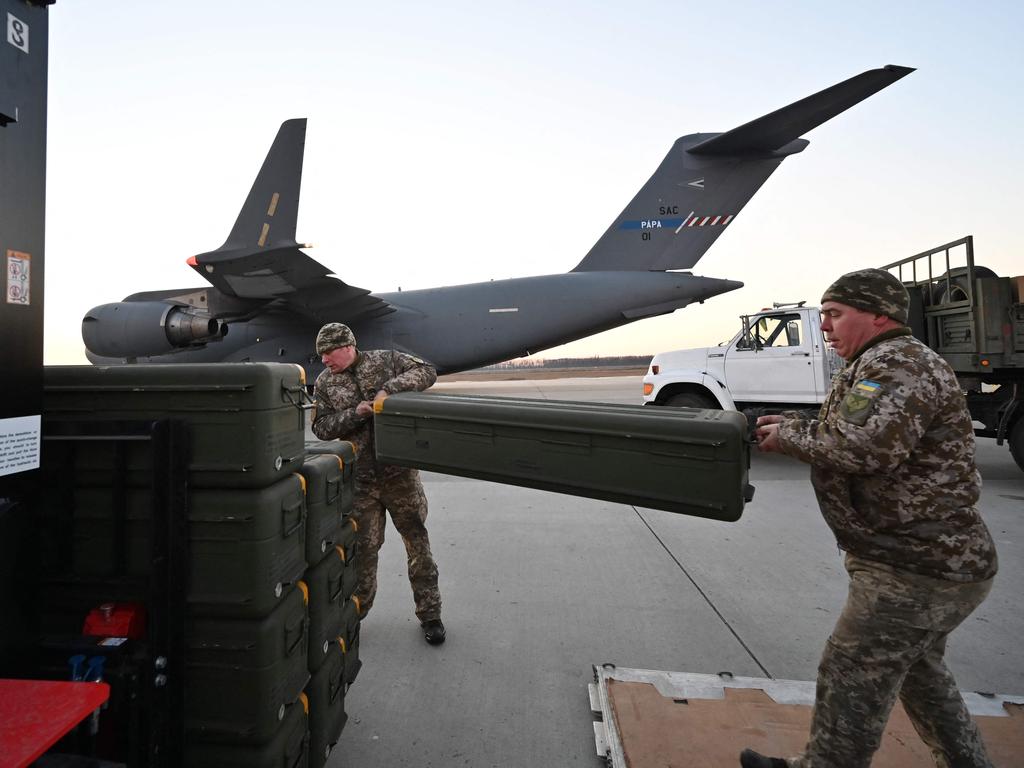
[778, 328, 998, 582]
[311, 349, 437, 476]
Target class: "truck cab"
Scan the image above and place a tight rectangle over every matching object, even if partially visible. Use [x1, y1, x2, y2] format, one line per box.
[643, 236, 1024, 471]
[642, 303, 840, 412]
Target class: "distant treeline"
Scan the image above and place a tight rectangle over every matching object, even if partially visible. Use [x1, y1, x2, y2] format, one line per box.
[480, 355, 652, 370]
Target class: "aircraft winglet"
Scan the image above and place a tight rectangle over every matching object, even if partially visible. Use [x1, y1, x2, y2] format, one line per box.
[688, 65, 915, 156]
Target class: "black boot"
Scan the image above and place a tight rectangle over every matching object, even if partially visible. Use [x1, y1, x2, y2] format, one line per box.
[422, 618, 446, 645]
[739, 748, 787, 768]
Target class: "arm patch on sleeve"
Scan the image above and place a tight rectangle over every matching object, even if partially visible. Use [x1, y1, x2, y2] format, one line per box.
[839, 379, 883, 426]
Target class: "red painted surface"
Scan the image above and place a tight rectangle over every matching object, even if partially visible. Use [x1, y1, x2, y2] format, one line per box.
[82, 602, 146, 639]
[0, 679, 110, 768]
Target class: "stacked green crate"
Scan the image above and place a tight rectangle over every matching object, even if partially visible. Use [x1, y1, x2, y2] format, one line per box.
[297, 444, 362, 768]
[42, 364, 319, 766]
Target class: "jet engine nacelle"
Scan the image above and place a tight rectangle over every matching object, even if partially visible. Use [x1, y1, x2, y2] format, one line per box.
[82, 301, 228, 359]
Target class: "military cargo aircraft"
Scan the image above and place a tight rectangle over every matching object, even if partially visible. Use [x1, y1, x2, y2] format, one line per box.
[83, 65, 913, 377]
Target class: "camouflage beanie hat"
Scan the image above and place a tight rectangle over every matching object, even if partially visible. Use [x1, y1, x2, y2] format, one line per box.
[316, 323, 356, 354]
[821, 268, 909, 324]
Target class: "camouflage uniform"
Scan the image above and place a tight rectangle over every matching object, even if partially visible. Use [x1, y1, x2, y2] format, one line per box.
[776, 326, 998, 768]
[311, 347, 442, 623]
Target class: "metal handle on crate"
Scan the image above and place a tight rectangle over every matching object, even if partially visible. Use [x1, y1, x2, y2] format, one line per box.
[282, 383, 315, 412]
[282, 499, 304, 537]
[282, 383, 315, 434]
[284, 613, 306, 656]
[329, 662, 345, 704]
[328, 566, 345, 603]
[326, 476, 341, 506]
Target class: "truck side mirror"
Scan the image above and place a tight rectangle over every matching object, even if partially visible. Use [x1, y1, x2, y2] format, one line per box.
[786, 321, 800, 347]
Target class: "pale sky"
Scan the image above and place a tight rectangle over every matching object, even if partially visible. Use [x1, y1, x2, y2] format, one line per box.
[43, 1, 1024, 365]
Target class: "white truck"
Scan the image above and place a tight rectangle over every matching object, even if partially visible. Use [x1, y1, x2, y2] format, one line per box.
[642, 236, 1024, 472]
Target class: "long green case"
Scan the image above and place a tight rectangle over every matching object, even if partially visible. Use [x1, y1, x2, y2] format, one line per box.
[44, 363, 308, 488]
[374, 393, 754, 522]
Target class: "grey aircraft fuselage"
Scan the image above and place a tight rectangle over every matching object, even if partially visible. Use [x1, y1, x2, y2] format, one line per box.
[88, 271, 738, 374]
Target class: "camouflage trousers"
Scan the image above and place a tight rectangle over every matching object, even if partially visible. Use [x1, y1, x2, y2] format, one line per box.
[352, 465, 441, 623]
[788, 554, 994, 768]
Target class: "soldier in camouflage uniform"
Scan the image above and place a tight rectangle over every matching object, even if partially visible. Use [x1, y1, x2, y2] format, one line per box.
[742, 269, 998, 768]
[311, 323, 447, 645]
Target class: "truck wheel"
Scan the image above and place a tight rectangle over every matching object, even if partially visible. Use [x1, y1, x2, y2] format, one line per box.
[665, 392, 717, 409]
[1009, 417, 1024, 473]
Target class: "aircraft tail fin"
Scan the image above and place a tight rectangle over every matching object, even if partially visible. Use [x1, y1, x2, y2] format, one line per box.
[220, 118, 307, 252]
[572, 65, 913, 273]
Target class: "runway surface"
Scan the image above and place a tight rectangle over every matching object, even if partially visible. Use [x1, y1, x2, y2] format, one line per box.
[331, 376, 1024, 767]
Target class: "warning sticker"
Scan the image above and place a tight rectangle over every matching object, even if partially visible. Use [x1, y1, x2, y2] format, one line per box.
[0, 415, 41, 477]
[6, 250, 30, 305]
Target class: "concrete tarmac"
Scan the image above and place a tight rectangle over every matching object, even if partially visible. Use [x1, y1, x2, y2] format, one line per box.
[330, 376, 1024, 767]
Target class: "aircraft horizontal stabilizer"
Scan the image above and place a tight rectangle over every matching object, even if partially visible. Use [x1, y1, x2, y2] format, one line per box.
[189, 119, 393, 325]
[688, 65, 915, 155]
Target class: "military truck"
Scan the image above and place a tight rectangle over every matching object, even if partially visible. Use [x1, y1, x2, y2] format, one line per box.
[642, 236, 1024, 471]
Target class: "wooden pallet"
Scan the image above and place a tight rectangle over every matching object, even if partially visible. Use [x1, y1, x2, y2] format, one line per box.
[590, 665, 1024, 767]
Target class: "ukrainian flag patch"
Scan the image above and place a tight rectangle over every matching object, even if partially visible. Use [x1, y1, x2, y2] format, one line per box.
[840, 379, 884, 426]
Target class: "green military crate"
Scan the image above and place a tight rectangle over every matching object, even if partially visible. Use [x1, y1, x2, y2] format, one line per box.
[187, 583, 307, 669]
[306, 641, 349, 768]
[334, 516, 358, 569]
[38, 475, 307, 618]
[304, 439, 357, 484]
[374, 393, 754, 522]
[304, 547, 354, 673]
[340, 607, 361, 687]
[184, 693, 309, 767]
[44, 363, 307, 488]
[185, 592, 311, 744]
[299, 452, 354, 566]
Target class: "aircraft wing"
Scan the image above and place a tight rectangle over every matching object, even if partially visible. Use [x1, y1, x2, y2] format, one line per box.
[189, 244, 394, 324]
[188, 118, 394, 325]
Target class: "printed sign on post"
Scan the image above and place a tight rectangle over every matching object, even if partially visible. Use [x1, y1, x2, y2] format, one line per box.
[0, 415, 41, 477]
[6, 250, 31, 305]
